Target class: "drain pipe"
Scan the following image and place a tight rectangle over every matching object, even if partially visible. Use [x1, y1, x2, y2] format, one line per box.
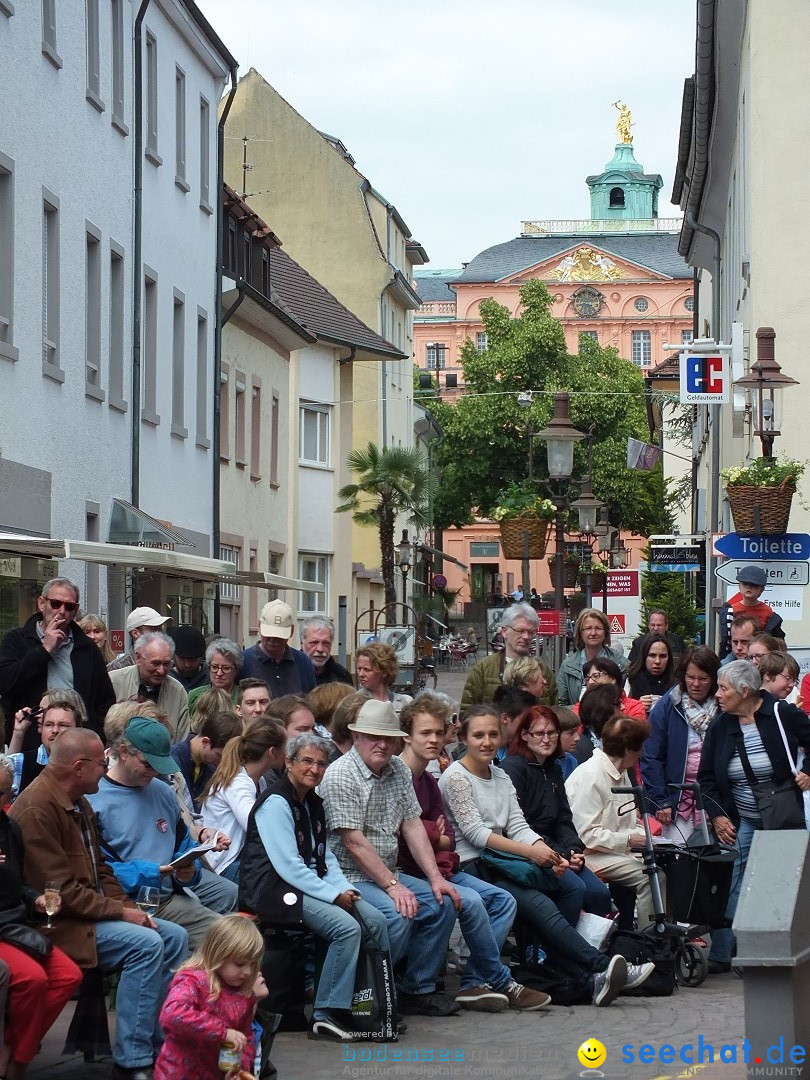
[686, 211, 722, 647]
[131, 0, 153, 508]
[212, 62, 239, 631]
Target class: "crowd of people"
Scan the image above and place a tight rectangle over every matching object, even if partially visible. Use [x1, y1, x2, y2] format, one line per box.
[0, 566, 806, 1078]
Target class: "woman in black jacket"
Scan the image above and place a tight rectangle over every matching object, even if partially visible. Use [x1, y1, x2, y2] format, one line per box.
[698, 659, 810, 972]
[501, 706, 612, 926]
[627, 633, 676, 714]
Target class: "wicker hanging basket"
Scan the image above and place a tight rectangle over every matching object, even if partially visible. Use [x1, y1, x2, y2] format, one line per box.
[499, 518, 551, 560]
[726, 479, 795, 535]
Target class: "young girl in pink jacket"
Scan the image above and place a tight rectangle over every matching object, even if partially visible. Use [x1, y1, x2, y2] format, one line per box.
[155, 915, 266, 1080]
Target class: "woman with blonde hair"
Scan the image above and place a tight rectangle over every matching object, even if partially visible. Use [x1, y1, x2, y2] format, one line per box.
[307, 682, 354, 732]
[556, 608, 628, 706]
[78, 613, 116, 664]
[502, 656, 548, 702]
[355, 643, 412, 715]
[155, 914, 267, 1079]
[191, 687, 235, 726]
[200, 721, 287, 881]
[329, 690, 370, 756]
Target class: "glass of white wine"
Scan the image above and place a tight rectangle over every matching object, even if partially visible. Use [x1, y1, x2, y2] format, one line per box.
[43, 880, 60, 930]
[136, 886, 160, 918]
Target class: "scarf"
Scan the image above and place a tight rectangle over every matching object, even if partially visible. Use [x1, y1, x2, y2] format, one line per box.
[682, 692, 718, 738]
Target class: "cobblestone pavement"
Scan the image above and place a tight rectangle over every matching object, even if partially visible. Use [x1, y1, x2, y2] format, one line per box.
[30, 667, 753, 1079]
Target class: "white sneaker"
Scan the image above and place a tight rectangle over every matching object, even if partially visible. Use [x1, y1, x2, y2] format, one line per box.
[625, 961, 656, 990]
[592, 954, 627, 1007]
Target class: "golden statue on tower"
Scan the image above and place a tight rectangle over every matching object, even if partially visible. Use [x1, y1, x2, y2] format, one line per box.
[612, 101, 633, 144]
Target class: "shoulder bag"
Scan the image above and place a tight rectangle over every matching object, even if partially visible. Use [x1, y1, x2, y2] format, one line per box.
[0, 922, 53, 960]
[733, 709, 805, 830]
[477, 848, 559, 893]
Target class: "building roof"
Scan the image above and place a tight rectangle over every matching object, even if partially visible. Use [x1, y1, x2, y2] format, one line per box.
[415, 270, 463, 302]
[267, 247, 407, 360]
[456, 234, 692, 283]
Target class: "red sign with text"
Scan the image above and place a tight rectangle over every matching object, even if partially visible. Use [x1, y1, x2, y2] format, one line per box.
[537, 611, 567, 635]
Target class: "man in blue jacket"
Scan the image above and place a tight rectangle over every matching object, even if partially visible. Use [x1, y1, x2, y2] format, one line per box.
[242, 600, 316, 698]
[88, 715, 222, 949]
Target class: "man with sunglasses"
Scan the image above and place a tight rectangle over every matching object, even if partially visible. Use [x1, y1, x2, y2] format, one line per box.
[0, 578, 114, 749]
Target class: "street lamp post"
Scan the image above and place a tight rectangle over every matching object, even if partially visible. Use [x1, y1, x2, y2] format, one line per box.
[572, 478, 605, 607]
[733, 327, 798, 460]
[397, 529, 413, 623]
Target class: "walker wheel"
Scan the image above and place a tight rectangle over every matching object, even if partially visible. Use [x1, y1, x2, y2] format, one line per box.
[676, 941, 709, 987]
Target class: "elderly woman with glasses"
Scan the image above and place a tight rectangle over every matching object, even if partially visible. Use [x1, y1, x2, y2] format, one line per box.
[698, 659, 810, 972]
[556, 609, 628, 707]
[239, 733, 389, 1041]
[501, 706, 612, 926]
[188, 639, 242, 715]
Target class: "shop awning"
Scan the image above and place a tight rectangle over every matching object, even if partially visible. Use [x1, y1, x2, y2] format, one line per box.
[0, 534, 235, 582]
[0, 535, 325, 594]
[107, 499, 194, 546]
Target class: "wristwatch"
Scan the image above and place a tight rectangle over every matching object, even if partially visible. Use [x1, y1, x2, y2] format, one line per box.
[384, 878, 398, 891]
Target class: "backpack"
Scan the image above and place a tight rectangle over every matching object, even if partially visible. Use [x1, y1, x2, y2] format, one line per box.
[610, 930, 676, 997]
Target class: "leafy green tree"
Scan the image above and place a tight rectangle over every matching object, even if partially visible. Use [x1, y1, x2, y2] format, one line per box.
[639, 561, 703, 644]
[424, 280, 672, 536]
[337, 443, 434, 618]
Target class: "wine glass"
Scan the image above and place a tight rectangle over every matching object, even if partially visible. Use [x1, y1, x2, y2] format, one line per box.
[136, 886, 160, 918]
[43, 880, 60, 930]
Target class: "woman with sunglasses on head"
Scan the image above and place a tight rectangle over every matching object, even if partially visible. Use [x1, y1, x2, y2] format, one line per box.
[501, 706, 613, 926]
[0, 578, 114, 749]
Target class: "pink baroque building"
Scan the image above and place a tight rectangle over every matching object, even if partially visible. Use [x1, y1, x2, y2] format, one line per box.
[414, 140, 694, 391]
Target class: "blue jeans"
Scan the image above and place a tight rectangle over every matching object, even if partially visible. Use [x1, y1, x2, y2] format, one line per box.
[301, 896, 389, 1018]
[220, 857, 242, 884]
[449, 871, 515, 990]
[95, 917, 188, 1069]
[355, 873, 457, 995]
[554, 865, 613, 926]
[192, 867, 238, 912]
[709, 817, 757, 965]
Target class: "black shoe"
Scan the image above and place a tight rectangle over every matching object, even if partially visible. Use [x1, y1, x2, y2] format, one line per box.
[309, 1014, 359, 1042]
[110, 1066, 154, 1080]
[397, 991, 461, 1017]
[707, 959, 731, 974]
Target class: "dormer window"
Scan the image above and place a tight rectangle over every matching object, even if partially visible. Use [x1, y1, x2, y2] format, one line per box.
[609, 187, 625, 208]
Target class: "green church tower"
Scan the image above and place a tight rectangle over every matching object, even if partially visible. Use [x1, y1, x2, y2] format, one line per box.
[586, 105, 663, 220]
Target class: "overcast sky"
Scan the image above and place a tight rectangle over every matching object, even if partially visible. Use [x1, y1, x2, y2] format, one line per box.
[197, 0, 696, 268]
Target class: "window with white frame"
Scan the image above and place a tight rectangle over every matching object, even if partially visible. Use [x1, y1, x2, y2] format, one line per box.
[475, 332, 488, 352]
[171, 290, 186, 436]
[108, 242, 125, 408]
[145, 31, 159, 164]
[195, 308, 209, 448]
[631, 329, 651, 367]
[85, 0, 102, 108]
[111, 0, 126, 130]
[219, 545, 240, 602]
[42, 0, 61, 67]
[681, 330, 694, 345]
[267, 550, 283, 601]
[298, 553, 328, 614]
[85, 224, 102, 397]
[142, 269, 159, 422]
[0, 155, 15, 361]
[199, 96, 211, 211]
[299, 403, 330, 466]
[174, 67, 187, 190]
[425, 343, 446, 370]
[42, 191, 60, 378]
[579, 330, 599, 350]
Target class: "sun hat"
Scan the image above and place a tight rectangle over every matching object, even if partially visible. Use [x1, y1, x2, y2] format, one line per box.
[126, 607, 170, 632]
[347, 699, 407, 737]
[259, 600, 295, 640]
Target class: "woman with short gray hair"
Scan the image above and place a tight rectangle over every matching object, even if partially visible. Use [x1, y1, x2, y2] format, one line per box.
[698, 658, 810, 972]
[188, 639, 242, 712]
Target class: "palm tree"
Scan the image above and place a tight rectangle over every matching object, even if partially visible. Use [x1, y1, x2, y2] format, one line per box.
[337, 443, 434, 619]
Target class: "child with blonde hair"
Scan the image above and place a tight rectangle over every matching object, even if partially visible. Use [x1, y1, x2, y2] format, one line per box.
[155, 915, 266, 1080]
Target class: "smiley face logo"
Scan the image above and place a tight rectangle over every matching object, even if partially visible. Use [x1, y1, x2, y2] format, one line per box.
[577, 1038, 606, 1070]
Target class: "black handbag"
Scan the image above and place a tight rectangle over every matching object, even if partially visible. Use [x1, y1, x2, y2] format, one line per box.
[0, 922, 53, 960]
[477, 848, 559, 893]
[351, 908, 397, 1041]
[734, 719, 805, 831]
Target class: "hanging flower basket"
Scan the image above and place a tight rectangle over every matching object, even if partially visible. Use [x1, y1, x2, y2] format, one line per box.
[585, 568, 607, 594]
[548, 555, 580, 587]
[499, 518, 551, 560]
[726, 483, 795, 535]
[721, 458, 804, 535]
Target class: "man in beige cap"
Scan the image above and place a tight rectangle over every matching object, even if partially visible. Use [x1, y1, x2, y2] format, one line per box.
[319, 698, 462, 1018]
[241, 599, 316, 698]
[107, 606, 170, 672]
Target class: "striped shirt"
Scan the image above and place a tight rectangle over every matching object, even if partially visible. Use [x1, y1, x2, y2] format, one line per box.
[727, 723, 772, 821]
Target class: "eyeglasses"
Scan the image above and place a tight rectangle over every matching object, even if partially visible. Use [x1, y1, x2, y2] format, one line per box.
[45, 597, 78, 614]
[209, 664, 235, 674]
[505, 625, 534, 637]
[294, 756, 327, 770]
[584, 671, 605, 683]
[527, 729, 558, 741]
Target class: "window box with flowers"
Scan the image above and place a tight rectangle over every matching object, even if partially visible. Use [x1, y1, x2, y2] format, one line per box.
[492, 481, 556, 560]
[721, 457, 805, 535]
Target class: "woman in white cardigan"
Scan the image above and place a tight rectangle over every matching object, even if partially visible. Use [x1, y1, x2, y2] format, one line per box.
[200, 718, 287, 880]
[565, 714, 655, 927]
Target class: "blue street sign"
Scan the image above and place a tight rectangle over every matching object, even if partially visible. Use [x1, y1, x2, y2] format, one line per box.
[714, 533, 810, 561]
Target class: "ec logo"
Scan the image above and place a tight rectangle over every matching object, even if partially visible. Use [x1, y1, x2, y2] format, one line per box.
[686, 356, 723, 395]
